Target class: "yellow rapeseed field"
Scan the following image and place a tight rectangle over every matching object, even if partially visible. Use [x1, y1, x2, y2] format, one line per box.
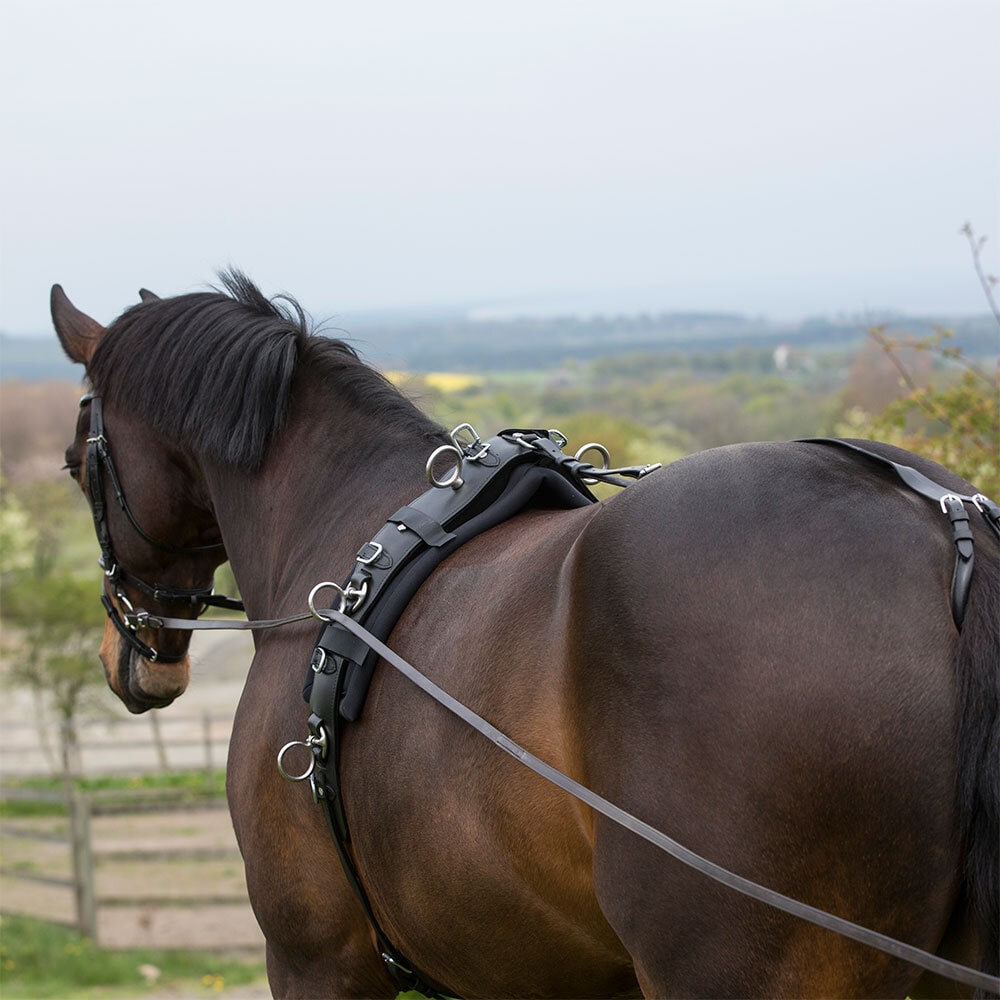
[385, 371, 485, 392]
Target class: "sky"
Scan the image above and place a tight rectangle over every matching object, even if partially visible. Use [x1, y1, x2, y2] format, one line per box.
[1, 0, 998, 337]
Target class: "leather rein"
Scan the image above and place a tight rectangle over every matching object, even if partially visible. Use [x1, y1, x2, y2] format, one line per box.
[131, 595, 1000, 995]
[80, 415, 1000, 995]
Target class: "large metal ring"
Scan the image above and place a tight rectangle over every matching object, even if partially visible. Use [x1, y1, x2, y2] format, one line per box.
[574, 442, 612, 470]
[426, 444, 464, 490]
[276, 740, 315, 781]
[308, 581, 347, 621]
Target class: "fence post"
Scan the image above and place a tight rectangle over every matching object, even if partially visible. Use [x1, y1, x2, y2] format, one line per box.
[202, 712, 214, 782]
[67, 786, 97, 941]
[150, 712, 169, 771]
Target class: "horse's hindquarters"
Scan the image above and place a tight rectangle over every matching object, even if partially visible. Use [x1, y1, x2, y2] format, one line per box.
[571, 446, 962, 997]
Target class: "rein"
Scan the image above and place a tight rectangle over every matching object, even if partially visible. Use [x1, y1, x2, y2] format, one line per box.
[129, 597, 1000, 994]
[88, 424, 1000, 994]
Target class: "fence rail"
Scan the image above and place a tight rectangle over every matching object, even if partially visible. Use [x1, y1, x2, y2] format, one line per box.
[0, 711, 232, 779]
[0, 786, 251, 946]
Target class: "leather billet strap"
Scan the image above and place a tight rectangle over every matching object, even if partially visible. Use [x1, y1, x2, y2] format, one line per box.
[799, 438, 1000, 629]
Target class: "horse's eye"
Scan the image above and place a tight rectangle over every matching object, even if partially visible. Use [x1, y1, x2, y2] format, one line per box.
[63, 460, 82, 481]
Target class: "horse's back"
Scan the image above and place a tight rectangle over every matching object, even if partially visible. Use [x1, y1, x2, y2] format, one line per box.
[570, 440, 972, 997]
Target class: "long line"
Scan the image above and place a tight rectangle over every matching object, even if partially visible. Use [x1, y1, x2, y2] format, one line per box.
[322, 608, 999, 995]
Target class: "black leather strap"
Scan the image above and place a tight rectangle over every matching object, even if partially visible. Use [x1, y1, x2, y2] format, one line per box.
[303, 430, 606, 998]
[800, 438, 999, 629]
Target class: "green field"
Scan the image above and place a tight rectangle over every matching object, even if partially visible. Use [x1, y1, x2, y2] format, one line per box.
[0, 915, 265, 999]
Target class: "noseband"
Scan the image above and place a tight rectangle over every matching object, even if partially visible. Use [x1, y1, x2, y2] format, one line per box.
[80, 393, 240, 663]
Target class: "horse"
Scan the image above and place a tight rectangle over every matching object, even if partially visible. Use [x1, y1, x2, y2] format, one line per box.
[51, 273, 998, 999]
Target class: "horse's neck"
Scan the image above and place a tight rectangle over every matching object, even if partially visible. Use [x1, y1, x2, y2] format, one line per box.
[205, 397, 439, 620]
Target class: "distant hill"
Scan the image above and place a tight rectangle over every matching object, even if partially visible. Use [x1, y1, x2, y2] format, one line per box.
[345, 311, 998, 372]
[1, 335, 80, 382]
[2, 312, 995, 382]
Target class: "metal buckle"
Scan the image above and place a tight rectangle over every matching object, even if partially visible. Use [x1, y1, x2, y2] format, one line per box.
[939, 493, 964, 514]
[972, 493, 996, 514]
[356, 542, 384, 566]
[510, 432, 539, 451]
[450, 422, 490, 461]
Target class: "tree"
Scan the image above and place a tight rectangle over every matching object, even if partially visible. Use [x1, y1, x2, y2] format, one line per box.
[2, 525, 108, 775]
[846, 225, 999, 498]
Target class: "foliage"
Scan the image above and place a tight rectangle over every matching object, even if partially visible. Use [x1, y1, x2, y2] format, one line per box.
[1, 476, 111, 772]
[0, 914, 264, 999]
[0, 470, 37, 583]
[2, 569, 107, 725]
[847, 227, 999, 498]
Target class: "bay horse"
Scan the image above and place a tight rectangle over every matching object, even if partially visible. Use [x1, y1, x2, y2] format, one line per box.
[52, 274, 998, 999]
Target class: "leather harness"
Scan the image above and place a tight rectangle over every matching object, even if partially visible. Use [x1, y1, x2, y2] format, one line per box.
[299, 427, 656, 994]
[77, 411, 1000, 995]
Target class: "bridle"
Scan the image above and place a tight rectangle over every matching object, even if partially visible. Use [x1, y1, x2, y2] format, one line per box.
[80, 392, 242, 663]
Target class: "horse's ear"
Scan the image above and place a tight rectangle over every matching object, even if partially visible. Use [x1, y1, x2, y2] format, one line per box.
[50, 284, 105, 365]
[138, 288, 160, 303]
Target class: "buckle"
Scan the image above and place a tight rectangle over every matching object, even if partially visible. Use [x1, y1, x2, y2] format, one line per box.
[356, 542, 384, 566]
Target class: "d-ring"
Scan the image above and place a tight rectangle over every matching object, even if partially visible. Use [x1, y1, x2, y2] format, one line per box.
[308, 581, 347, 621]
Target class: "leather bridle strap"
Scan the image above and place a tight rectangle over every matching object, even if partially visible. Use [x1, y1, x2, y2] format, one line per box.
[81, 393, 239, 662]
[85, 394, 227, 559]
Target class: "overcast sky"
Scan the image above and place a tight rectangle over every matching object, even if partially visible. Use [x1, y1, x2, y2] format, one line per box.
[2, 0, 998, 336]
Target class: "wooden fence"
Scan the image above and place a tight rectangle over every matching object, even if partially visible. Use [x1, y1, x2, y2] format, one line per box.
[0, 710, 233, 779]
[0, 706, 266, 949]
[0, 787, 257, 949]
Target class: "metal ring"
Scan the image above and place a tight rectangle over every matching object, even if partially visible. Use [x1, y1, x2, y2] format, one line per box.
[574, 442, 612, 470]
[308, 581, 347, 621]
[276, 740, 315, 781]
[548, 429, 568, 447]
[426, 444, 464, 490]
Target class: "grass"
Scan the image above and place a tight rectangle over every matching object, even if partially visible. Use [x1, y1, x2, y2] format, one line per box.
[0, 917, 441, 1000]
[1, 770, 227, 818]
[0, 914, 265, 999]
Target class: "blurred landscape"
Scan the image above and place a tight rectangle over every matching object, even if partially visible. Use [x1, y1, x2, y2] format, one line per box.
[0, 305, 996, 998]
[3, 307, 996, 483]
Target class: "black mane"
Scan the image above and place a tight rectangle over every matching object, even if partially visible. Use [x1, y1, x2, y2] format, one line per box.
[88, 272, 443, 470]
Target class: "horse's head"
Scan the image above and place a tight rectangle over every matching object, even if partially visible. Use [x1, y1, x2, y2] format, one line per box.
[51, 285, 226, 713]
